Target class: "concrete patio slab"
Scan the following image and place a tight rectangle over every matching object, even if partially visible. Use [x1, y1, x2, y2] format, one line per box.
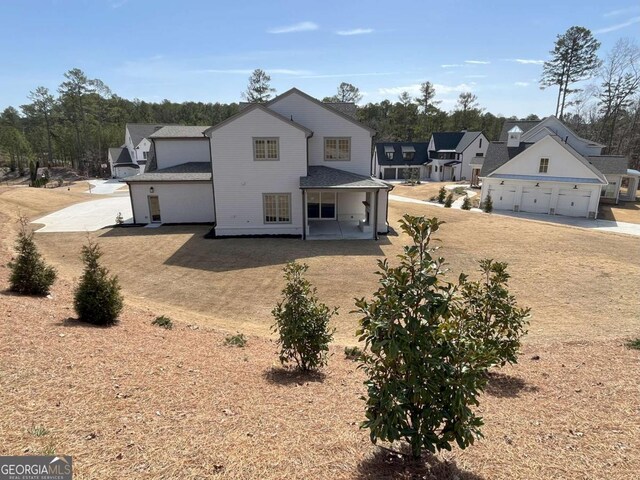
[32, 197, 132, 232]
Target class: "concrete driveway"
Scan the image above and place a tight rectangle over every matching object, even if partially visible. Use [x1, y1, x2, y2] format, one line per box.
[86, 179, 128, 195]
[33, 196, 132, 232]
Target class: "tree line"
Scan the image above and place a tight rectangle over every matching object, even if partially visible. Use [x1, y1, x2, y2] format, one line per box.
[2, 26, 638, 176]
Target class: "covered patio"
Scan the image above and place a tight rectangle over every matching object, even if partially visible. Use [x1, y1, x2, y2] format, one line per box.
[300, 166, 390, 240]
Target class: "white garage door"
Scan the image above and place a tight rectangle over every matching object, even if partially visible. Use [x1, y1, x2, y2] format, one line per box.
[556, 189, 591, 217]
[488, 187, 516, 210]
[521, 188, 552, 214]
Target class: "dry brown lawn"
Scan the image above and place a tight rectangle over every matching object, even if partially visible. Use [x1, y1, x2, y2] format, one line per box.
[1, 185, 639, 479]
[599, 200, 640, 224]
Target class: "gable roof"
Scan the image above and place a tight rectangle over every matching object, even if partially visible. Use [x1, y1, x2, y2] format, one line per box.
[204, 103, 313, 137]
[324, 102, 357, 119]
[480, 141, 534, 177]
[586, 155, 629, 175]
[126, 124, 168, 146]
[522, 116, 606, 147]
[374, 142, 430, 166]
[108, 147, 135, 166]
[499, 120, 541, 141]
[300, 166, 389, 189]
[431, 131, 482, 153]
[149, 125, 210, 139]
[124, 162, 211, 182]
[266, 88, 376, 135]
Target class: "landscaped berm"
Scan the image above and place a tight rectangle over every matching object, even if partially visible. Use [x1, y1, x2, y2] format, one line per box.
[1, 184, 639, 479]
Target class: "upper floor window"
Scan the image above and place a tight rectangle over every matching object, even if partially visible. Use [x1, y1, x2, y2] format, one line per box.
[479, 138, 482, 148]
[325, 137, 350, 161]
[143, 151, 148, 160]
[539, 157, 549, 173]
[401, 145, 415, 161]
[254, 138, 279, 161]
[384, 145, 394, 160]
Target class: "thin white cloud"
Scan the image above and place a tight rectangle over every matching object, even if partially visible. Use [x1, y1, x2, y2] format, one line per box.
[465, 60, 490, 65]
[299, 71, 396, 79]
[515, 82, 530, 87]
[466, 75, 487, 79]
[336, 28, 374, 36]
[111, 0, 129, 8]
[604, 6, 640, 17]
[378, 82, 475, 96]
[594, 16, 640, 34]
[510, 58, 545, 65]
[267, 21, 318, 34]
[195, 68, 313, 76]
[441, 64, 464, 68]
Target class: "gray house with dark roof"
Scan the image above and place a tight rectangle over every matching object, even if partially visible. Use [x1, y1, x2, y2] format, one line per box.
[479, 116, 639, 219]
[108, 123, 168, 178]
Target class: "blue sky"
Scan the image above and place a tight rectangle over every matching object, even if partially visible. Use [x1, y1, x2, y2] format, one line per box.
[1, 0, 639, 117]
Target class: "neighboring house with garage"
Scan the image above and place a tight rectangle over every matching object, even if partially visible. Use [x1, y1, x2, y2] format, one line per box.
[108, 123, 167, 178]
[123, 88, 391, 239]
[478, 115, 639, 218]
[426, 131, 488, 183]
[372, 142, 429, 181]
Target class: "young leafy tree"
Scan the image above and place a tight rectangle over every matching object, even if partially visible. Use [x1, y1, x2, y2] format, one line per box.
[74, 239, 123, 326]
[355, 215, 529, 458]
[242, 69, 276, 103]
[540, 26, 601, 120]
[271, 261, 336, 371]
[9, 217, 56, 295]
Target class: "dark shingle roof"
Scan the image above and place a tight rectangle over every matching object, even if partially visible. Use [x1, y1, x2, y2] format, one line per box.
[126, 124, 168, 146]
[109, 147, 135, 167]
[431, 131, 482, 153]
[499, 120, 540, 141]
[300, 166, 389, 189]
[479, 142, 534, 176]
[375, 142, 430, 166]
[124, 162, 211, 182]
[149, 126, 210, 138]
[324, 102, 357, 119]
[586, 156, 628, 175]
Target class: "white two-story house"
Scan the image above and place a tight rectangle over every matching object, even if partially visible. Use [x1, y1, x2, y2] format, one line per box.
[108, 123, 167, 178]
[478, 116, 639, 218]
[124, 88, 391, 240]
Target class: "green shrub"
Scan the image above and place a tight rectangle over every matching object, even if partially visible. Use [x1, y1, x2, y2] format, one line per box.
[437, 186, 447, 204]
[461, 195, 472, 210]
[344, 345, 363, 361]
[483, 194, 493, 213]
[9, 217, 56, 295]
[74, 240, 123, 326]
[443, 193, 453, 208]
[152, 315, 173, 329]
[453, 186, 466, 195]
[626, 338, 640, 350]
[29, 425, 49, 437]
[272, 261, 337, 371]
[224, 332, 248, 347]
[355, 214, 529, 458]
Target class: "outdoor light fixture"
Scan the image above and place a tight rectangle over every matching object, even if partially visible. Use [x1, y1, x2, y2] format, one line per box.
[500, 180, 504, 185]
[573, 185, 578, 189]
[149, 186, 154, 193]
[535, 183, 540, 187]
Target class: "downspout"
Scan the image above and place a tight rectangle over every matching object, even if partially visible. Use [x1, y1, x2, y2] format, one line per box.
[301, 189, 306, 240]
[205, 132, 218, 232]
[384, 184, 393, 233]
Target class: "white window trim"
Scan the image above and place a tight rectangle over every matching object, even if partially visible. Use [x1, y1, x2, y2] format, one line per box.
[539, 157, 549, 173]
[263, 193, 292, 224]
[324, 137, 351, 161]
[253, 137, 280, 161]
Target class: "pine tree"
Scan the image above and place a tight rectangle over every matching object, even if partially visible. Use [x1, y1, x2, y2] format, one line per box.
[437, 186, 447, 204]
[74, 239, 123, 326]
[444, 192, 453, 207]
[242, 69, 276, 103]
[461, 195, 472, 210]
[9, 217, 56, 295]
[483, 194, 493, 213]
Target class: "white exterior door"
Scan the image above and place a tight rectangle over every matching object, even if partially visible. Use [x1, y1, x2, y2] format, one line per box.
[556, 189, 591, 217]
[488, 186, 516, 210]
[521, 188, 552, 214]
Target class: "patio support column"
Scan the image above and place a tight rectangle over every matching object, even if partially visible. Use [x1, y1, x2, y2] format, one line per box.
[302, 189, 307, 240]
[373, 189, 379, 240]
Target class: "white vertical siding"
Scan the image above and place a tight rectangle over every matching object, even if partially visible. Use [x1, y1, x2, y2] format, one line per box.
[154, 138, 210, 169]
[130, 182, 215, 224]
[210, 108, 308, 236]
[268, 92, 373, 176]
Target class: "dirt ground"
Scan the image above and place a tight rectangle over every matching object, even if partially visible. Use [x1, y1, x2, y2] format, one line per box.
[599, 200, 640, 224]
[1, 184, 639, 479]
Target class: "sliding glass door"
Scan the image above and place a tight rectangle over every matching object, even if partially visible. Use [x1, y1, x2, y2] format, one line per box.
[307, 191, 336, 220]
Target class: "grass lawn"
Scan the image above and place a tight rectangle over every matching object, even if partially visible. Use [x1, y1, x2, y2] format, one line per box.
[1, 184, 639, 479]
